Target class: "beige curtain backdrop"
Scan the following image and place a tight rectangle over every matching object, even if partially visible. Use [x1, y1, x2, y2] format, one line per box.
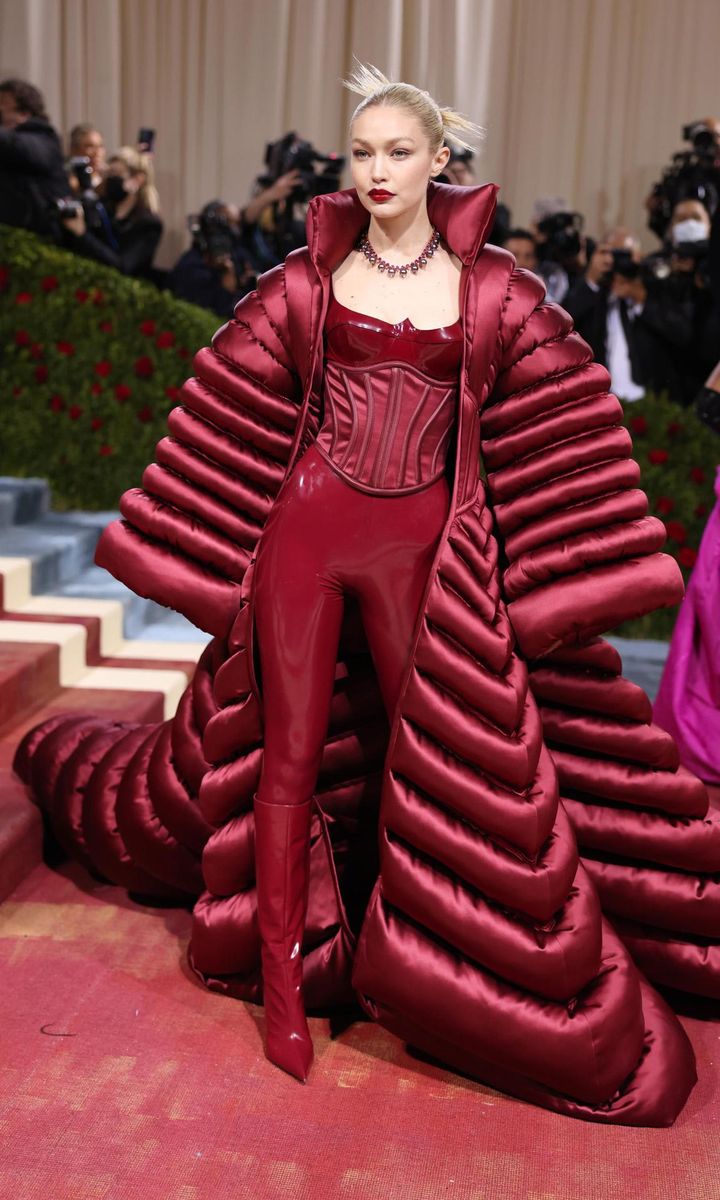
[2, 0, 718, 267]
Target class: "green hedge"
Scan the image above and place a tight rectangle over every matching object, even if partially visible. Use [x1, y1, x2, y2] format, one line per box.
[1, 225, 217, 509]
[2, 226, 717, 639]
[614, 390, 717, 639]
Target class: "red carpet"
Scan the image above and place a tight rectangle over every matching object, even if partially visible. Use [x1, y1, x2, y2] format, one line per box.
[0, 859, 718, 1200]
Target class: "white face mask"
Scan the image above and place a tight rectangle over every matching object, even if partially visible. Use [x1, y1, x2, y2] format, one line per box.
[672, 218, 709, 246]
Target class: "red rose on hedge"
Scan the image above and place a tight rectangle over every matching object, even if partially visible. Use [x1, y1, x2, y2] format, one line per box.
[0, 265, 9, 290]
[91, 417, 104, 430]
[678, 547, 697, 568]
[99, 444, 113, 456]
[114, 383, 132, 402]
[630, 415, 648, 434]
[41, 275, 59, 292]
[92, 288, 105, 305]
[90, 382, 103, 396]
[690, 466, 706, 484]
[16, 291, 33, 305]
[99, 320, 113, 333]
[29, 343, 44, 360]
[94, 360, 112, 377]
[75, 288, 89, 303]
[666, 421, 682, 438]
[140, 319, 156, 336]
[178, 347, 190, 360]
[648, 449, 669, 465]
[49, 395, 65, 412]
[134, 355, 155, 377]
[137, 405, 154, 423]
[68, 404, 83, 420]
[14, 329, 30, 346]
[34, 365, 48, 383]
[656, 496, 674, 515]
[664, 519, 687, 543]
[695, 502, 709, 518]
[165, 386, 180, 401]
[57, 341, 75, 356]
[156, 330, 175, 349]
[12, 386, 23, 397]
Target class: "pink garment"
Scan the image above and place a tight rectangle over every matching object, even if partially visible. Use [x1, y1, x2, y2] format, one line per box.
[653, 465, 720, 783]
[315, 293, 463, 494]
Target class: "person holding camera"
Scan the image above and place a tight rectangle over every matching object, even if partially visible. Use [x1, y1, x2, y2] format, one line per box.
[68, 123, 107, 191]
[61, 145, 163, 281]
[169, 200, 257, 316]
[563, 226, 695, 403]
[531, 196, 589, 303]
[0, 78, 70, 238]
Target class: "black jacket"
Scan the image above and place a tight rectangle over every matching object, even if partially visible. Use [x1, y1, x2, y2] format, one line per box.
[64, 208, 164, 280]
[0, 117, 70, 237]
[168, 246, 255, 316]
[563, 276, 694, 403]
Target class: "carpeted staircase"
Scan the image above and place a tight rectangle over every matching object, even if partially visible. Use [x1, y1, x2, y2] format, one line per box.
[0, 475, 208, 902]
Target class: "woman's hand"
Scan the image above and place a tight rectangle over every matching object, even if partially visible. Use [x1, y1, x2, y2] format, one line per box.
[62, 208, 87, 237]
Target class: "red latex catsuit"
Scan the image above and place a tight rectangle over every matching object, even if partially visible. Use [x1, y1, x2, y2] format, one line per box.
[250, 292, 464, 1079]
[253, 291, 464, 803]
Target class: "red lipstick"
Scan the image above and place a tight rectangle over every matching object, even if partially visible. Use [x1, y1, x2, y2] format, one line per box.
[368, 189, 395, 202]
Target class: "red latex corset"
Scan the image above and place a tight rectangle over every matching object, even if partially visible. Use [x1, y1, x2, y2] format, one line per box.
[315, 292, 463, 495]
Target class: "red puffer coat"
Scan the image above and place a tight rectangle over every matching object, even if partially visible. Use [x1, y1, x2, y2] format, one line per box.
[16, 182, 720, 1126]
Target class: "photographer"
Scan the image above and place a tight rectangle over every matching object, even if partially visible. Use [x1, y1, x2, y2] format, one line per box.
[169, 200, 257, 316]
[563, 227, 694, 403]
[531, 197, 589, 303]
[68, 123, 107, 191]
[502, 227, 539, 272]
[0, 78, 70, 238]
[60, 145, 163, 281]
[240, 132, 345, 268]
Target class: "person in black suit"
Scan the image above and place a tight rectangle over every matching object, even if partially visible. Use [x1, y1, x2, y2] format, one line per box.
[0, 78, 70, 238]
[563, 228, 694, 403]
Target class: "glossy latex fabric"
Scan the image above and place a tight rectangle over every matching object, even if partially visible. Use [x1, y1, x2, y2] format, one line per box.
[14, 181, 719, 1127]
[316, 293, 462, 494]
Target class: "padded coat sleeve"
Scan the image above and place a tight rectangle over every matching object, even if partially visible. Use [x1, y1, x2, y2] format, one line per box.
[94, 263, 303, 638]
[480, 267, 684, 659]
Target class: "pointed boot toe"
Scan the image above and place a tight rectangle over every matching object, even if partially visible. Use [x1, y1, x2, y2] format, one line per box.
[254, 795, 315, 1083]
[265, 1024, 314, 1082]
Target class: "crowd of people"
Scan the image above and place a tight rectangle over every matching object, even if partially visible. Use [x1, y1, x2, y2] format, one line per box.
[2, 75, 718, 410]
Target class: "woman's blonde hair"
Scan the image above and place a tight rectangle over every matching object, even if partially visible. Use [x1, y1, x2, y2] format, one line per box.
[110, 145, 161, 215]
[341, 60, 484, 155]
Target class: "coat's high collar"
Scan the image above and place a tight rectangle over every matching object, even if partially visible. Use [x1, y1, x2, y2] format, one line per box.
[305, 180, 500, 272]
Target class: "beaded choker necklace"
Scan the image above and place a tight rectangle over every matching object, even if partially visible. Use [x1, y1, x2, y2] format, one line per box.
[357, 227, 440, 278]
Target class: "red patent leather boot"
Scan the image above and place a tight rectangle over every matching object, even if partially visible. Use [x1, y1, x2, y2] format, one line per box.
[253, 794, 314, 1082]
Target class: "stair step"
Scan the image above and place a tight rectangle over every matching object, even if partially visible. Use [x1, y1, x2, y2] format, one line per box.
[0, 520, 100, 593]
[0, 768, 42, 903]
[0, 477, 50, 524]
[0, 642, 61, 730]
[53, 564, 170, 637]
[0, 494, 15, 530]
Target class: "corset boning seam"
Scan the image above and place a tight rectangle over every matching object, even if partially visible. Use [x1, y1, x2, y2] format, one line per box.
[316, 360, 459, 494]
[311, 438, 449, 496]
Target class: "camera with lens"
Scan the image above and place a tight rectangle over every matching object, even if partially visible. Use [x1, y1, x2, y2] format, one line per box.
[54, 196, 83, 219]
[536, 210, 584, 263]
[188, 203, 236, 265]
[257, 132, 346, 204]
[53, 155, 104, 233]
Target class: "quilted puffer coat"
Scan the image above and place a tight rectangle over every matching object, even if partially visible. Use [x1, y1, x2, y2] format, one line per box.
[16, 182, 720, 1127]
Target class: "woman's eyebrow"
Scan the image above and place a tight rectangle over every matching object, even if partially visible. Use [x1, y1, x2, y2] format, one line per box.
[351, 136, 417, 147]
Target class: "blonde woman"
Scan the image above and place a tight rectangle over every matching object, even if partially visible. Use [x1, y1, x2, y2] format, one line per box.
[18, 64, 720, 1126]
[62, 144, 163, 279]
